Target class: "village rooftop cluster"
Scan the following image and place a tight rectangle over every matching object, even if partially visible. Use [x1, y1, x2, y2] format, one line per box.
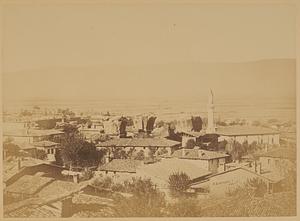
[2, 91, 296, 217]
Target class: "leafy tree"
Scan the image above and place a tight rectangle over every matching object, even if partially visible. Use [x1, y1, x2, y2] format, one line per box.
[156, 147, 168, 156]
[91, 176, 114, 189]
[191, 116, 203, 132]
[119, 117, 129, 138]
[202, 117, 208, 127]
[247, 178, 268, 197]
[248, 141, 258, 153]
[156, 120, 165, 128]
[185, 139, 196, 149]
[54, 149, 64, 166]
[61, 124, 79, 136]
[95, 134, 111, 143]
[112, 147, 128, 159]
[167, 123, 181, 142]
[241, 140, 249, 154]
[134, 150, 145, 160]
[227, 177, 267, 198]
[36, 149, 47, 160]
[3, 142, 20, 157]
[60, 134, 105, 168]
[168, 172, 191, 197]
[207, 180, 296, 217]
[217, 140, 228, 150]
[114, 177, 166, 217]
[207, 138, 218, 151]
[81, 168, 94, 180]
[61, 108, 75, 117]
[146, 116, 156, 134]
[230, 141, 243, 162]
[148, 147, 157, 159]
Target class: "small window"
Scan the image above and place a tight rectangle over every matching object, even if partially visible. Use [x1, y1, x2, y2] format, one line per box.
[47, 149, 50, 154]
[268, 159, 271, 165]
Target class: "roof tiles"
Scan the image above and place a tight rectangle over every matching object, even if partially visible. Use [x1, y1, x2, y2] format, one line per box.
[172, 149, 229, 160]
[97, 137, 180, 147]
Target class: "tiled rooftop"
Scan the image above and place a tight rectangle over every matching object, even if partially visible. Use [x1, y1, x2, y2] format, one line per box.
[5, 204, 61, 218]
[97, 137, 180, 147]
[4, 157, 48, 183]
[172, 149, 229, 160]
[98, 159, 142, 173]
[5, 175, 55, 195]
[33, 140, 59, 147]
[137, 158, 212, 181]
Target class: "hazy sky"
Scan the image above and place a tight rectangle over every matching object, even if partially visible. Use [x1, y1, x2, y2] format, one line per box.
[2, 3, 296, 102]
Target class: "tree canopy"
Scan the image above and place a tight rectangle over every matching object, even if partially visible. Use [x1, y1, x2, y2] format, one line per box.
[60, 134, 105, 168]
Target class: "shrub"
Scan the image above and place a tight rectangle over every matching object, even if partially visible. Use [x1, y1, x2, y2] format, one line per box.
[166, 197, 201, 217]
[54, 149, 64, 166]
[36, 149, 47, 160]
[81, 168, 94, 181]
[185, 139, 196, 149]
[134, 150, 145, 160]
[114, 177, 166, 217]
[227, 178, 267, 198]
[168, 172, 191, 197]
[3, 142, 20, 157]
[92, 176, 113, 189]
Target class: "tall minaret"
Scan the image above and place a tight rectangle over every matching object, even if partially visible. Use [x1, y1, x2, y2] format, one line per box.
[206, 89, 215, 133]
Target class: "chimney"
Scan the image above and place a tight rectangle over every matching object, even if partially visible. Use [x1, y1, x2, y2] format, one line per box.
[73, 174, 79, 183]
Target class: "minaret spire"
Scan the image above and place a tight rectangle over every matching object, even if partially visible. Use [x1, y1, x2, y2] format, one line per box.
[207, 89, 215, 133]
[209, 88, 214, 105]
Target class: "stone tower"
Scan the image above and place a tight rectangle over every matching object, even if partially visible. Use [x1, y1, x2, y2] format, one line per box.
[206, 89, 215, 133]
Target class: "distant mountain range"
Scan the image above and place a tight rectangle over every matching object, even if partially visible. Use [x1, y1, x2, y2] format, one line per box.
[3, 58, 296, 103]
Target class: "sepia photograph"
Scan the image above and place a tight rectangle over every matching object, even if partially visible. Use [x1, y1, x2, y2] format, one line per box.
[1, 0, 298, 218]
